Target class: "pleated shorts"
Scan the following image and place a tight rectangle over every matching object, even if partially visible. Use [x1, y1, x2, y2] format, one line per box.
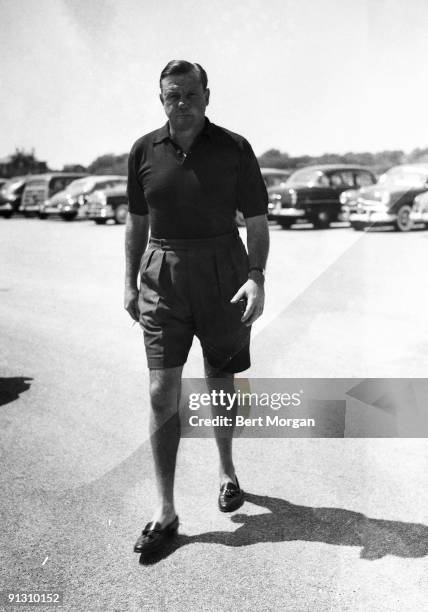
[138, 229, 251, 372]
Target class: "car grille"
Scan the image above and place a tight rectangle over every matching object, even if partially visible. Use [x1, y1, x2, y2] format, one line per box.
[22, 188, 46, 207]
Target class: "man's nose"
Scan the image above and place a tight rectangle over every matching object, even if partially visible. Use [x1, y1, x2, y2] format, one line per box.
[178, 99, 188, 108]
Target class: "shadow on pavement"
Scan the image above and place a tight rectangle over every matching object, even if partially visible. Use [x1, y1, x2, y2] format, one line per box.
[139, 491, 428, 565]
[0, 376, 33, 407]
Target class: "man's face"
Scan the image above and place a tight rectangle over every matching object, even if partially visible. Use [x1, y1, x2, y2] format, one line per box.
[160, 70, 210, 132]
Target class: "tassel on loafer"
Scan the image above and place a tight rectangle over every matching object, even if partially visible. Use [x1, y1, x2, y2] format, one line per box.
[133, 515, 179, 554]
[218, 476, 244, 512]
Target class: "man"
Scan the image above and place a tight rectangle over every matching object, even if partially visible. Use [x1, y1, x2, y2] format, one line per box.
[124, 60, 269, 554]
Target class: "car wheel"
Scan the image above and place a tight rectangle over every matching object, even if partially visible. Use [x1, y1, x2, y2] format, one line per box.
[350, 222, 364, 231]
[277, 219, 293, 229]
[394, 205, 413, 232]
[94, 218, 107, 225]
[312, 211, 330, 229]
[3, 212, 12, 219]
[22, 211, 31, 218]
[39, 213, 48, 219]
[114, 204, 128, 224]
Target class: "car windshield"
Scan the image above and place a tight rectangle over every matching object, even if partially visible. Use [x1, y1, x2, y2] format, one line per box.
[262, 172, 290, 188]
[287, 169, 326, 186]
[65, 178, 96, 195]
[3, 178, 24, 193]
[378, 167, 428, 188]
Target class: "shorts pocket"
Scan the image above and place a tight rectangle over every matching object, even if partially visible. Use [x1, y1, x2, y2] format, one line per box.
[140, 247, 157, 277]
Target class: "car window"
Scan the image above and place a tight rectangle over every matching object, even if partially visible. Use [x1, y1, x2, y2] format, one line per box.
[288, 169, 321, 185]
[263, 173, 290, 188]
[49, 178, 67, 195]
[329, 173, 344, 188]
[317, 174, 330, 187]
[341, 171, 355, 187]
[355, 171, 375, 187]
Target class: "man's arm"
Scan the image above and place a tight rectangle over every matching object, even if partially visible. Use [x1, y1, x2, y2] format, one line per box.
[124, 211, 150, 321]
[231, 214, 269, 326]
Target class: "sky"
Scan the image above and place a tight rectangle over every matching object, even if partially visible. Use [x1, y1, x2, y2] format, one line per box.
[1, 0, 428, 169]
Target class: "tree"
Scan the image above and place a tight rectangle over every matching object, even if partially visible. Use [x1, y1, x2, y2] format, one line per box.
[88, 153, 128, 175]
[0, 148, 49, 178]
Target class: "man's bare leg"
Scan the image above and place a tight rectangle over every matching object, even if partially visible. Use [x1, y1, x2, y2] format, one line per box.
[148, 365, 183, 526]
[203, 357, 238, 487]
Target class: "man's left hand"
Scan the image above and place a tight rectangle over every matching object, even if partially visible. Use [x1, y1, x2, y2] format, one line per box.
[230, 278, 265, 326]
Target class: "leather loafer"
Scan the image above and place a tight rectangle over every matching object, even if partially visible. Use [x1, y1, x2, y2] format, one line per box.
[133, 515, 179, 554]
[218, 477, 244, 512]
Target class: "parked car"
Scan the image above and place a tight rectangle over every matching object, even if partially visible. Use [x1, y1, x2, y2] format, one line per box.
[0, 175, 30, 217]
[349, 163, 428, 231]
[268, 164, 376, 228]
[39, 175, 127, 221]
[339, 172, 378, 219]
[86, 183, 128, 224]
[261, 167, 292, 188]
[20, 172, 87, 217]
[234, 167, 292, 226]
[409, 191, 428, 228]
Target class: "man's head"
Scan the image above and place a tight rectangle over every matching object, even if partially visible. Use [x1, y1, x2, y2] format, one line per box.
[159, 60, 210, 133]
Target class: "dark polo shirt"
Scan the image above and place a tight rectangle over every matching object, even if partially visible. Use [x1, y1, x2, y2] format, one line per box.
[127, 118, 268, 238]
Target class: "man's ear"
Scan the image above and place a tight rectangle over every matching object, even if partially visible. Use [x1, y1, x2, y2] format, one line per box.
[205, 88, 210, 106]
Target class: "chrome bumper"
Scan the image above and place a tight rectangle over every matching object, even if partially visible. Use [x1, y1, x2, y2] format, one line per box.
[410, 211, 428, 223]
[270, 208, 306, 218]
[350, 211, 396, 224]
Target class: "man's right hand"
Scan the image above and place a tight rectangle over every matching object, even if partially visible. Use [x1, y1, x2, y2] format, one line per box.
[124, 286, 140, 322]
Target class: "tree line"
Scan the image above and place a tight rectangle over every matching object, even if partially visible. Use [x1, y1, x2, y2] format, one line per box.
[2, 146, 428, 179]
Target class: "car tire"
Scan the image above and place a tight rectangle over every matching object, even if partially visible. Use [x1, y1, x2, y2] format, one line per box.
[114, 204, 128, 224]
[350, 222, 365, 231]
[94, 218, 107, 225]
[3, 212, 12, 219]
[39, 213, 48, 219]
[394, 205, 413, 232]
[277, 219, 293, 229]
[312, 211, 330, 229]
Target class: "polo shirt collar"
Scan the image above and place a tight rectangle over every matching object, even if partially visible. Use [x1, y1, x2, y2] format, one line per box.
[153, 117, 212, 145]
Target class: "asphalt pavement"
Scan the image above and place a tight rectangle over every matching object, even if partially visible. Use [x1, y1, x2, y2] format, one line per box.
[1, 217, 427, 611]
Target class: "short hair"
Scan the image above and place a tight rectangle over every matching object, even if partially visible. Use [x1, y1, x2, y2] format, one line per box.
[159, 60, 208, 91]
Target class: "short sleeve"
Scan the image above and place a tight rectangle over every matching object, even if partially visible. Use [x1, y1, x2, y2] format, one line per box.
[237, 139, 268, 218]
[127, 141, 148, 216]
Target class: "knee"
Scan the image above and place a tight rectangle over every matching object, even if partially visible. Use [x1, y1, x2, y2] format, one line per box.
[149, 379, 178, 412]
